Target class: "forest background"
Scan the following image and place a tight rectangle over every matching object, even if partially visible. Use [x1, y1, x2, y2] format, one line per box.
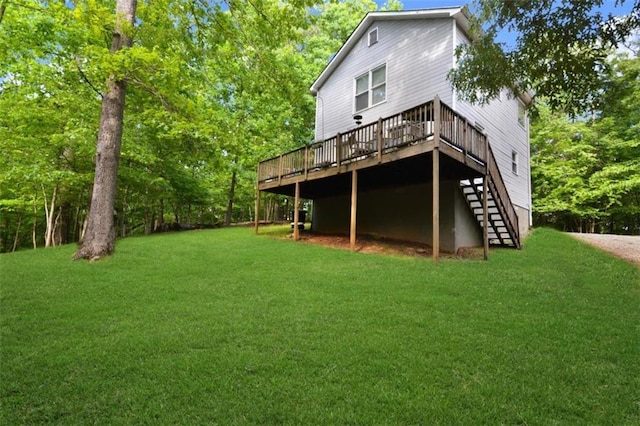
[1, 0, 638, 253]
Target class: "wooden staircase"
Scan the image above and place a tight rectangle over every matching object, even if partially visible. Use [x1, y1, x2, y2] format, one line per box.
[459, 146, 521, 248]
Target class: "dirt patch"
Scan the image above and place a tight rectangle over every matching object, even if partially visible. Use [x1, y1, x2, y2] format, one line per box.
[292, 232, 485, 260]
[568, 233, 640, 267]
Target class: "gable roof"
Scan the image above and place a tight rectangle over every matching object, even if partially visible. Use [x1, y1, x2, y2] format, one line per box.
[309, 7, 470, 95]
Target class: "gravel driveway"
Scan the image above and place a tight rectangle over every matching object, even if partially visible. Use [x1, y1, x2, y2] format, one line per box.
[568, 233, 640, 266]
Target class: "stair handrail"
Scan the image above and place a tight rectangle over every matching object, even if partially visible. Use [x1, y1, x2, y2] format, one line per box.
[486, 144, 520, 246]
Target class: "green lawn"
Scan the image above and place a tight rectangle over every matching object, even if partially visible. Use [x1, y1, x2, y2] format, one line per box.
[1, 227, 638, 424]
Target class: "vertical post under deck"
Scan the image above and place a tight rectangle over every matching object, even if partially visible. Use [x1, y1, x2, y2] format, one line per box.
[293, 181, 300, 241]
[254, 187, 261, 234]
[483, 136, 490, 260]
[432, 96, 441, 261]
[350, 170, 358, 251]
[483, 176, 489, 260]
[433, 149, 440, 261]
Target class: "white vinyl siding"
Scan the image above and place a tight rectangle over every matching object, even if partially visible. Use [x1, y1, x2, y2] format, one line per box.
[453, 26, 530, 216]
[455, 91, 530, 212]
[311, 12, 531, 232]
[311, 11, 531, 232]
[315, 19, 454, 137]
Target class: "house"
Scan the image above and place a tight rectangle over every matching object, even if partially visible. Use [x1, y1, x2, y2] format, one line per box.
[256, 7, 532, 259]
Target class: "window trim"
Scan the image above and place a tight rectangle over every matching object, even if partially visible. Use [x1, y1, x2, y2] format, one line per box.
[354, 72, 369, 112]
[511, 150, 519, 175]
[354, 63, 387, 113]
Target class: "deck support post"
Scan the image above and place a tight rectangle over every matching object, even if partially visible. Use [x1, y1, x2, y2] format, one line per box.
[350, 169, 358, 251]
[432, 96, 441, 261]
[254, 187, 261, 235]
[293, 181, 300, 241]
[433, 149, 440, 261]
[483, 137, 490, 260]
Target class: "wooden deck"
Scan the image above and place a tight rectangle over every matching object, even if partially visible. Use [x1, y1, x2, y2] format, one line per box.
[256, 97, 520, 258]
[258, 98, 488, 192]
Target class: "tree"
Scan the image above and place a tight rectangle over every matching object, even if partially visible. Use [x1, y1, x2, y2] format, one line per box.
[587, 52, 640, 233]
[530, 53, 640, 234]
[74, 0, 138, 260]
[530, 106, 600, 231]
[0, 1, 99, 251]
[450, 0, 640, 114]
[1, 0, 403, 253]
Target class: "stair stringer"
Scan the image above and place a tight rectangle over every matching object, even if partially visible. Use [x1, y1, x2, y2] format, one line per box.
[459, 146, 521, 249]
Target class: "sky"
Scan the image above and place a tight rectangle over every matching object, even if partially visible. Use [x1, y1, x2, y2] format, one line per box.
[387, 0, 636, 17]
[377, 0, 638, 50]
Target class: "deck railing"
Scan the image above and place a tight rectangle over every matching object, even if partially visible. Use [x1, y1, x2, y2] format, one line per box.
[258, 98, 488, 183]
[439, 102, 487, 162]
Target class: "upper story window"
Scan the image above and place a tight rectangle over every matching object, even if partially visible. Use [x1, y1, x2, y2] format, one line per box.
[355, 64, 386, 112]
[368, 28, 378, 46]
[512, 150, 519, 175]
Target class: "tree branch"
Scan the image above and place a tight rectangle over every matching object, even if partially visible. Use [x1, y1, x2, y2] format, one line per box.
[128, 75, 178, 113]
[1, 0, 48, 25]
[74, 57, 103, 99]
[0, 1, 7, 25]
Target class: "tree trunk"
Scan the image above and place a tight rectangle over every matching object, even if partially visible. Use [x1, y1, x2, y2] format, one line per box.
[11, 213, 22, 252]
[155, 198, 165, 232]
[74, 0, 137, 260]
[119, 186, 128, 237]
[53, 206, 63, 246]
[144, 206, 153, 235]
[43, 184, 58, 248]
[0, 1, 7, 25]
[224, 164, 238, 226]
[72, 191, 85, 243]
[32, 193, 38, 249]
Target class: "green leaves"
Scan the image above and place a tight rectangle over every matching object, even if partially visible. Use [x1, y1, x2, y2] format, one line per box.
[454, 1, 639, 232]
[1, 0, 405, 251]
[451, 0, 639, 114]
[452, 34, 520, 105]
[531, 55, 640, 232]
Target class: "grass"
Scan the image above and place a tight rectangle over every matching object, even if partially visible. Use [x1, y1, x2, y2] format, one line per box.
[1, 227, 639, 424]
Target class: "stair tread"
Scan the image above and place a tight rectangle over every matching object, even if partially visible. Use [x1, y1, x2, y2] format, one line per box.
[460, 175, 520, 249]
